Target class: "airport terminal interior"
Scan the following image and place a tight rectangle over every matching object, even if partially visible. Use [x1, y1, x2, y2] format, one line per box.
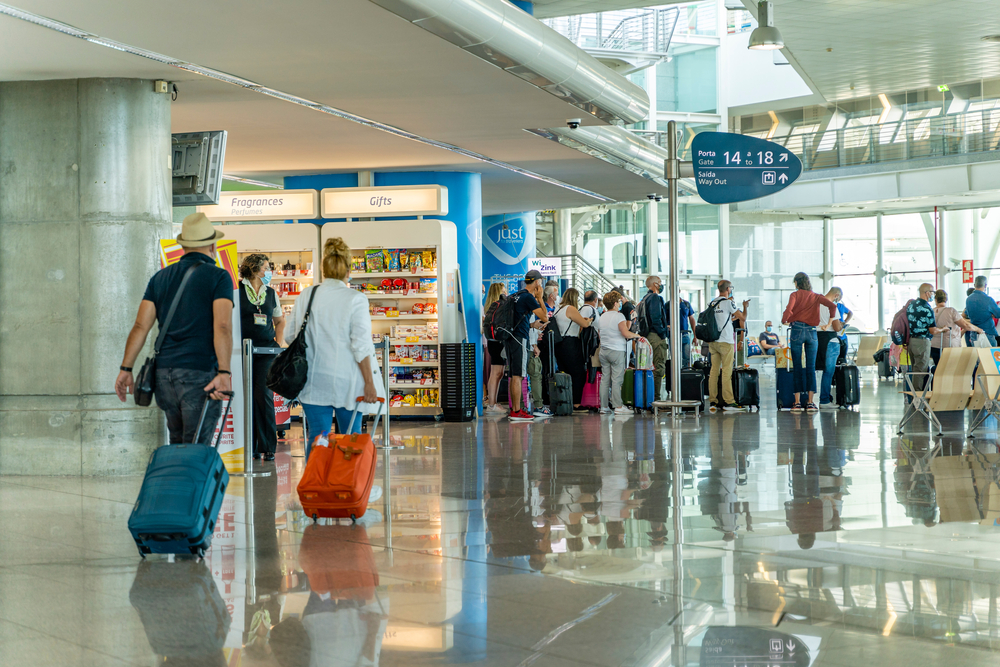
[3, 0, 1000, 665]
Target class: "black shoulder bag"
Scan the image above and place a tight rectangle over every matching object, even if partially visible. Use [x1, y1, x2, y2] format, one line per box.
[134, 263, 201, 406]
[266, 286, 318, 400]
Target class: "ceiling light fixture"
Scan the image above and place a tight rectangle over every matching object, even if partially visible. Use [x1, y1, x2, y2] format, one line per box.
[748, 1, 784, 51]
[766, 110, 780, 139]
[0, 2, 611, 202]
[981, 35, 1000, 42]
[877, 93, 891, 124]
[223, 175, 282, 189]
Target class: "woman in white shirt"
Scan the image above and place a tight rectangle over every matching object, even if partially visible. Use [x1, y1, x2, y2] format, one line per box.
[931, 289, 982, 366]
[552, 288, 593, 409]
[285, 238, 384, 457]
[597, 291, 643, 415]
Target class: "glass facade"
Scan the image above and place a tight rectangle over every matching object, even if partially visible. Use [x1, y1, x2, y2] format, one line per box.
[656, 43, 717, 114]
[654, 203, 720, 276]
[581, 207, 648, 277]
[728, 215, 825, 341]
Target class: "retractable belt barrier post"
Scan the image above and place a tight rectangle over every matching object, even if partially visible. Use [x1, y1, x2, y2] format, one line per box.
[378, 337, 402, 552]
[235, 339, 273, 478]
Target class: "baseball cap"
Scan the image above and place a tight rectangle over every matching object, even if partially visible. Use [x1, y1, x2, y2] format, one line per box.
[525, 269, 544, 282]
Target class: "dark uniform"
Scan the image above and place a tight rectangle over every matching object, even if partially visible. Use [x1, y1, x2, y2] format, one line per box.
[239, 282, 281, 457]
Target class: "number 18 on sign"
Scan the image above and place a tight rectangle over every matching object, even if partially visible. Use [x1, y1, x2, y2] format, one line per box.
[690, 132, 803, 205]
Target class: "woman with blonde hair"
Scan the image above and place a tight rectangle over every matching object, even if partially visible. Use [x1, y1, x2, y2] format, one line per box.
[552, 287, 593, 409]
[286, 238, 385, 459]
[931, 289, 982, 367]
[483, 282, 508, 414]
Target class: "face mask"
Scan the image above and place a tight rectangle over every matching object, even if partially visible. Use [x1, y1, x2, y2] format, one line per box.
[262, 270, 272, 286]
[766, 326, 772, 332]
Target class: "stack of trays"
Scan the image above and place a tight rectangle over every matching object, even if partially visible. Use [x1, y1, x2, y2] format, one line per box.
[440, 343, 477, 422]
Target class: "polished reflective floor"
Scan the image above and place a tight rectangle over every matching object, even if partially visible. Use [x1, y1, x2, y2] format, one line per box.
[3, 371, 1000, 666]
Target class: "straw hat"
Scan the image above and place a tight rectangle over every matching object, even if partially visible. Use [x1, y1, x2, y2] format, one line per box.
[177, 212, 225, 248]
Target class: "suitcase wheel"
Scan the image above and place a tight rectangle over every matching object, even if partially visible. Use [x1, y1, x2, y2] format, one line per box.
[351, 514, 357, 523]
[312, 513, 318, 523]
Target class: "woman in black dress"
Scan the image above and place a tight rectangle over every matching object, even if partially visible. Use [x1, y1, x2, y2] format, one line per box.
[238, 254, 286, 461]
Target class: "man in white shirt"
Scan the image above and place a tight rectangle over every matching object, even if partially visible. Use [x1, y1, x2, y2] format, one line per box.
[708, 280, 749, 413]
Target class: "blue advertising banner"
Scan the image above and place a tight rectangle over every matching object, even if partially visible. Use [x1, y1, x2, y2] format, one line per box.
[482, 212, 536, 296]
[691, 132, 802, 205]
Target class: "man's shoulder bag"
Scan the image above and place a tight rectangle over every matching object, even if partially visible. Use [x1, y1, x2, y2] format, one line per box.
[134, 264, 201, 406]
[266, 286, 319, 400]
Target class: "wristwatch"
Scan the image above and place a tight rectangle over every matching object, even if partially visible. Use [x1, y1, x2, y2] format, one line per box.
[217, 369, 232, 376]
[120, 366, 132, 372]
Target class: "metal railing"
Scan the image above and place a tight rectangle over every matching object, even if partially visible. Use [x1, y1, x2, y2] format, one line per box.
[543, 6, 680, 54]
[752, 108, 1000, 171]
[544, 253, 621, 297]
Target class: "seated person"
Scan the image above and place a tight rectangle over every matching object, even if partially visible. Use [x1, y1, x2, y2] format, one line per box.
[758, 320, 781, 355]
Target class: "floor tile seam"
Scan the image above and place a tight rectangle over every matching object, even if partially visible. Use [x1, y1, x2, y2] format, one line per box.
[440, 626, 617, 667]
[0, 478, 138, 507]
[0, 615, 135, 664]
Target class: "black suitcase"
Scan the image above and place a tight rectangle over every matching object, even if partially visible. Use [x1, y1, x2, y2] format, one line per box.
[129, 559, 230, 658]
[835, 364, 861, 409]
[733, 368, 760, 410]
[878, 357, 894, 380]
[776, 366, 795, 409]
[548, 372, 573, 415]
[128, 393, 232, 558]
[680, 369, 706, 408]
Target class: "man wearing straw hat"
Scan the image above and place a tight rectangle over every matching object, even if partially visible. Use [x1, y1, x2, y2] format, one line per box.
[115, 213, 235, 444]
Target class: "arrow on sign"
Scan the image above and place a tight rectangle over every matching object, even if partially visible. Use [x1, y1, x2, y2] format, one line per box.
[786, 640, 796, 651]
[778, 173, 788, 183]
[779, 153, 788, 162]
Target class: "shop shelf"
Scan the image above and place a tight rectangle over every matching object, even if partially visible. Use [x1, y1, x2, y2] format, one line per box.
[389, 382, 440, 389]
[378, 361, 440, 367]
[351, 271, 437, 279]
[371, 314, 438, 320]
[363, 293, 437, 299]
[385, 338, 439, 345]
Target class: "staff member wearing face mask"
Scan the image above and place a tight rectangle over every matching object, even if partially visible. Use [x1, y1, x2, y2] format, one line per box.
[758, 321, 780, 355]
[239, 254, 286, 461]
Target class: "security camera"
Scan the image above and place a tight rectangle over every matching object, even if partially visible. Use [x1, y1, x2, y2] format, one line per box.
[567, 119, 582, 129]
[647, 194, 663, 202]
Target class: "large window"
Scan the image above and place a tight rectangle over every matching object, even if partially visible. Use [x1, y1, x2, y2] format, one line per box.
[581, 207, 648, 277]
[654, 204, 720, 276]
[656, 43, 717, 114]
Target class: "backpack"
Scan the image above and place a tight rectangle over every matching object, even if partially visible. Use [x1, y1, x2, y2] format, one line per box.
[890, 301, 913, 346]
[543, 306, 570, 348]
[491, 291, 526, 342]
[695, 297, 728, 343]
[483, 296, 505, 341]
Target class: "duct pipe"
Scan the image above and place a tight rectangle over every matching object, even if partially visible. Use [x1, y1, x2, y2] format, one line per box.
[553, 209, 573, 256]
[369, 0, 649, 124]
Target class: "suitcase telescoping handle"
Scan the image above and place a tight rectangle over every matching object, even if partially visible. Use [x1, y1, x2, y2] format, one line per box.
[194, 391, 235, 449]
[350, 396, 386, 436]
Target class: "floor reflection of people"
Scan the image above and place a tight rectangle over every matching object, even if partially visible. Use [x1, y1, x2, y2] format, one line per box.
[894, 435, 939, 526]
[699, 421, 753, 542]
[784, 415, 843, 549]
[271, 524, 387, 667]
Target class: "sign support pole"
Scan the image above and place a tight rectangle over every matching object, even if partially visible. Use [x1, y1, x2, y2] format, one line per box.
[666, 121, 683, 416]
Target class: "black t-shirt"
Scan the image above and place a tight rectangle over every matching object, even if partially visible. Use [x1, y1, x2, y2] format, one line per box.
[509, 289, 541, 340]
[760, 331, 779, 346]
[238, 283, 279, 347]
[142, 253, 234, 372]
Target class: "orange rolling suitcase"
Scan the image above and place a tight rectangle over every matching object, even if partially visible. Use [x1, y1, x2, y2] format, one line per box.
[297, 398, 384, 522]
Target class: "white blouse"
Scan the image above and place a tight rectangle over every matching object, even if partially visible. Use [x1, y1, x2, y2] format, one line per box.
[285, 279, 385, 413]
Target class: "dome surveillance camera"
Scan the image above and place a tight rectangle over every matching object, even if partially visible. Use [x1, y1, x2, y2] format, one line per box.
[566, 119, 582, 129]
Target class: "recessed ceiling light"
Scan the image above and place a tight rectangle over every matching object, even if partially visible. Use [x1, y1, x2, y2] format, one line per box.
[982, 35, 1000, 42]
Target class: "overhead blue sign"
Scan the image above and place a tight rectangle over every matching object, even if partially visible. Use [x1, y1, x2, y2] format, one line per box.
[691, 132, 802, 205]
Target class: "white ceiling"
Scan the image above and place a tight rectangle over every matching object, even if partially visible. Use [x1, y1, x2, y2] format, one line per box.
[749, 0, 1000, 103]
[0, 0, 675, 214]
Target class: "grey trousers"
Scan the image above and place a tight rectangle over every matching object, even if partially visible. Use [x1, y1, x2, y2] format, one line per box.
[908, 337, 932, 392]
[155, 367, 222, 445]
[599, 348, 627, 409]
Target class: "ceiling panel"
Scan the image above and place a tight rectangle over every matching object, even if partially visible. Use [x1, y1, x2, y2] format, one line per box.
[0, 0, 667, 214]
[748, 0, 1000, 102]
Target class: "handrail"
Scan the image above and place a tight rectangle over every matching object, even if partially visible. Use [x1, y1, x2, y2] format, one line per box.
[543, 6, 681, 55]
[635, 107, 1000, 170]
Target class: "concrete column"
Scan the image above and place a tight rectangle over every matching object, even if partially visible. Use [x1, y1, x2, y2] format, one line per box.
[822, 217, 833, 293]
[0, 78, 172, 474]
[553, 208, 573, 256]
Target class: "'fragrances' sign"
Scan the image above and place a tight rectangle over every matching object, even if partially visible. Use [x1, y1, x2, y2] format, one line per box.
[199, 190, 319, 221]
[321, 185, 448, 218]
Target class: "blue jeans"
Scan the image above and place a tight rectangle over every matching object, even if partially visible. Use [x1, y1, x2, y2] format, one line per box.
[681, 331, 692, 368]
[301, 403, 363, 460]
[818, 334, 840, 405]
[789, 322, 818, 398]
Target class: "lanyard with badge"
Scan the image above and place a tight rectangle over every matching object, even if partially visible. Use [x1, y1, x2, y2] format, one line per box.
[246, 283, 268, 327]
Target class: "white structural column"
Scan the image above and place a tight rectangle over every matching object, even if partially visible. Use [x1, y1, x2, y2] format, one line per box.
[646, 200, 659, 275]
[0, 79, 172, 475]
[876, 213, 886, 333]
[823, 217, 833, 294]
[553, 208, 573, 256]
[944, 208, 974, 309]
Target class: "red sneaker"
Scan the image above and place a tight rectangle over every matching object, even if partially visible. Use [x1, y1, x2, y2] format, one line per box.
[508, 410, 534, 422]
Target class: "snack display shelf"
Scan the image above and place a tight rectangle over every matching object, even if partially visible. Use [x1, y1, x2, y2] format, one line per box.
[273, 274, 313, 280]
[387, 405, 441, 415]
[379, 361, 440, 367]
[355, 271, 437, 279]
[389, 382, 440, 389]
[371, 314, 438, 320]
[386, 338, 439, 345]
[364, 293, 438, 299]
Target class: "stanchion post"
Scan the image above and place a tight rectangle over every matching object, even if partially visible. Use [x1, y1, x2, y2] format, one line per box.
[378, 337, 401, 551]
[666, 121, 682, 415]
[235, 340, 272, 477]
